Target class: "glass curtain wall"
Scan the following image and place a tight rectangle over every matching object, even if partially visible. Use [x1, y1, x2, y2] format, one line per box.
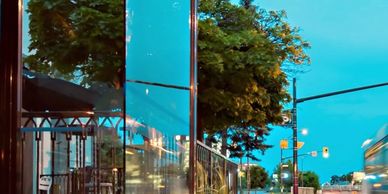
[21, 0, 125, 194]
[20, 0, 196, 193]
[125, 0, 195, 193]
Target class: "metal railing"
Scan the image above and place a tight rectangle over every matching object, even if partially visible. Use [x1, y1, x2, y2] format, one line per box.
[39, 168, 124, 194]
[40, 174, 70, 194]
[322, 185, 362, 191]
[196, 141, 238, 194]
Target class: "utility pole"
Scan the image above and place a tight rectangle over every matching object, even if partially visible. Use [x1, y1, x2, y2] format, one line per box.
[292, 78, 298, 194]
[247, 154, 250, 193]
[240, 157, 243, 194]
[280, 148, 283, 193]
[291, 79, 388, 194]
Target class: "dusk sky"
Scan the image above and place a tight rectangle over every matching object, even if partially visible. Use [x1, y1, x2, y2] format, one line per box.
[252, 0, 388, 183]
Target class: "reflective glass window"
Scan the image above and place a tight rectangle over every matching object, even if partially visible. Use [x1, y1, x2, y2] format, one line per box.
[21, 1, 125, 193]
[126, 0, 191, 87]
[125, 0, 192, 193]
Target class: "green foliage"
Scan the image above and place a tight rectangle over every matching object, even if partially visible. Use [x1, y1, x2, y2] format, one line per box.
[198, 0, 310, 160]
[99, 132, 124, 168]
[274, 161, 320, 193]
[249, 165, 269, 189]
[300, 171, 320, 193]
[241, 165, 268, 189]
[330, 172, 353, 185]
[25, 0, 124, 86]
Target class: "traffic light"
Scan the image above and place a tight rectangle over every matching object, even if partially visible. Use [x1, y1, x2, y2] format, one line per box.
[322, 146, 329, 158]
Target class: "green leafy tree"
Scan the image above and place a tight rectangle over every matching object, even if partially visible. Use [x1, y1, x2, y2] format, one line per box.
[300, 171, 320, 193]
[330, 172, 353, 185]
[330, 175, 340, 185]
[240, 165, 268, 189]
[342, 172, 353, 183]
[274, 161, 320, 193]
[198, 0, 310, 159]
[25, 0, 124, 86]
[250, 165, 269, 189]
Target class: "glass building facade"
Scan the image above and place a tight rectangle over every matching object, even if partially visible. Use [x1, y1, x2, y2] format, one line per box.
[0, 0, 237, 193]
[125, 0, 194, 193]
[17, 0, 196, 193]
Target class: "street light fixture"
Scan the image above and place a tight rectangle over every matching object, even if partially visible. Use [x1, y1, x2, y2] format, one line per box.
[279, 128, 308, 193]
[301, 128, 308, 136]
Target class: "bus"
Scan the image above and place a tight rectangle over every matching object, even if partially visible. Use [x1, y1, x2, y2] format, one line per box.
[363, 125, 388, 194]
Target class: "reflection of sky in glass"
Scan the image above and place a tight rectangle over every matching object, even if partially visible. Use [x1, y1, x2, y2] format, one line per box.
[126, 0, 190, 87]
[126, 83, 190, 137]
[22, 0, 30, 54]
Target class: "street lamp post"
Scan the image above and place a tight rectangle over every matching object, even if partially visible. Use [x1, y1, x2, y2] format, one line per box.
[292, 78, 298, 194]
[280, 147, 283, 193]
[291, 79, 388, 194]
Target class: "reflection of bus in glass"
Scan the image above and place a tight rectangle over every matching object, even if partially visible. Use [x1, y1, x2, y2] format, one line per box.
[363, 125, 387, 194]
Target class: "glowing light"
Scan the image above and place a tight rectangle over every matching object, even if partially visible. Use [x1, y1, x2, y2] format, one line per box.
[175, 135, 181, 141]
[125, 150, 134, 155]
[364, 175, 376, 180]
[373, 183, 382, 188]
[361, 139, 372, 148]
[125, 117, 144, 127]
[301, 128, 308, 136]
[310, 151, 318, 157]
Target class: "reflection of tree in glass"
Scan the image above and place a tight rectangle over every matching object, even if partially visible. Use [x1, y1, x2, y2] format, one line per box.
[99, 132, 123, 169]
[25, 0, 124, 87]
[95, 131, 124, 187]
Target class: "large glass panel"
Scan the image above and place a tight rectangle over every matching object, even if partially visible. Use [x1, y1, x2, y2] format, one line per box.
[125, 83, 190, 193]
[125, 0, 192, 193]
[21, 1, 125, 194]
[126, 0, 191, 87]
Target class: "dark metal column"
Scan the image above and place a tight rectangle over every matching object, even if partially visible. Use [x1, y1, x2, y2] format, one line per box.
[189, 0, 198, 193]
[292, 78, 298, 194]
[0, 0, 22, 192]
[280, 148, 283, 193]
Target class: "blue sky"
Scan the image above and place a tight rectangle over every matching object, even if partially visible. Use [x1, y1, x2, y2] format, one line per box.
[252, 0, 388, 183]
